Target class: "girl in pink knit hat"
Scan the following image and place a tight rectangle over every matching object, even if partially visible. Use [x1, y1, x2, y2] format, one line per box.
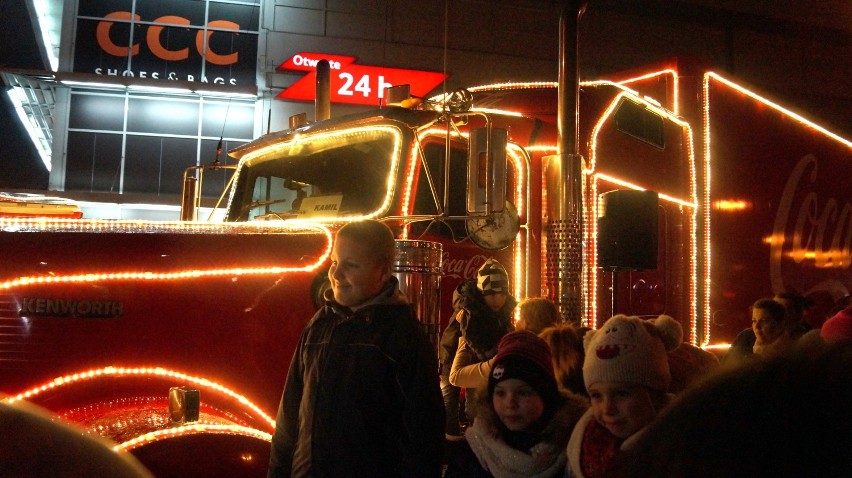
[567, 314, 682, 478]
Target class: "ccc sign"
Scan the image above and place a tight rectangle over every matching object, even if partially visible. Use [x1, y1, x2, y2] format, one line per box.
[97, 12, 240, 66]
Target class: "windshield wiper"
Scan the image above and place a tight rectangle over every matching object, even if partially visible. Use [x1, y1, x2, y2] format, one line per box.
[236, 198, 292, 218]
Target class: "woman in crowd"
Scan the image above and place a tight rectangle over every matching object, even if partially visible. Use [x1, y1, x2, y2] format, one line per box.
[444, 330, 587, 478]
[723, 293, 805, 365]
[750, 297, 793, 357]
[439, 258, 517, 439]
[450, 296, 559, 392]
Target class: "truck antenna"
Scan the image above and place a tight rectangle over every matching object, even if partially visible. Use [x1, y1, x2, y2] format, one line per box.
[211, 98, 233, 168]
[441, 0, 449, 107]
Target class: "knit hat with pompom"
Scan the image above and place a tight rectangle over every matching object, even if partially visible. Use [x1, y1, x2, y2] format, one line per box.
[582, 314, 683, 392]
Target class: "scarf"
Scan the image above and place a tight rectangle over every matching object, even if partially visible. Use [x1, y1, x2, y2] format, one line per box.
[579, 417, 625, 478]
[465, 418, 567, 478]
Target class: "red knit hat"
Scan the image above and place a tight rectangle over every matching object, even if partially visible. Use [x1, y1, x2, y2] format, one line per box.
[488, 331, 559, 412]
[821, 306, 852, 343]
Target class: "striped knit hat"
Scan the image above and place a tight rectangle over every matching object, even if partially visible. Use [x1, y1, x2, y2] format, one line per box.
[477, 259, 509, 296]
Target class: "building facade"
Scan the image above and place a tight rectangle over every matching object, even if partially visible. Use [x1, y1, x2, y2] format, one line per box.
[3, 0, 563, 218]
[2, 0, 848, 219]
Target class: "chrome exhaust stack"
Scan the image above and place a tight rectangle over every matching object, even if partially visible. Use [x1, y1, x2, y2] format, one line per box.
[315, 59, 331, 121]
[543, 1, 587, 324]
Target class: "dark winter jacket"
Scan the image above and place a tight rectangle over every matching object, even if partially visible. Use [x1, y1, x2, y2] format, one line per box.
[267, 277, 444, 478]
[455, 280, 517, 360]
[439, 280, 516, 376]
[439, 320, 462, 373]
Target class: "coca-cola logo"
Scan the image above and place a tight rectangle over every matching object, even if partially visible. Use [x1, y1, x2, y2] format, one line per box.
[770, 154, 852, 292]
[442, 253, 488, 280]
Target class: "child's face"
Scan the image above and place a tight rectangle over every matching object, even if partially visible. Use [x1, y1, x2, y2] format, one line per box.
[328, 236, 388, 308]
[492, 378, 545, 432]
[588, 381, 657, 439]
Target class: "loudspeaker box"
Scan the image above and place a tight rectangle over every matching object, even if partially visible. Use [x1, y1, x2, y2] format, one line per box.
[597, 189, 659, 270]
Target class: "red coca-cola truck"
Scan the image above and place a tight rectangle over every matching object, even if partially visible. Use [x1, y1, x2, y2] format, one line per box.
[596, 58, 852, 347]
[2, 11, 850, 478]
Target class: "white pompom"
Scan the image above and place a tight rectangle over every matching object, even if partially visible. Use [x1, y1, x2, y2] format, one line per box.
[653, 314, 683, 351]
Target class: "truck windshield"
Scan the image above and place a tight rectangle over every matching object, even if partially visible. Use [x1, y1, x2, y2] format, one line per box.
[226, 127, 400, 221]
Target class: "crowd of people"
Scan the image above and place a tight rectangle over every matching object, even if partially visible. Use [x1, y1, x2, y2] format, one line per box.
[266, 220, 852, 477]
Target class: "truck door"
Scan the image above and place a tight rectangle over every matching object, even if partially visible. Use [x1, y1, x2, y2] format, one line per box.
[406, 135, 526, 329]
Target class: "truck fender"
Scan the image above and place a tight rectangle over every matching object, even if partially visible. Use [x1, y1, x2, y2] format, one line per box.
[2, 365, 276, 441]
[118, 424, 272, 478]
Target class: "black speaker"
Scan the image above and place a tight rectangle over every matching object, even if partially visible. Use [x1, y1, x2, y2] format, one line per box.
[597, 190, 659, 270]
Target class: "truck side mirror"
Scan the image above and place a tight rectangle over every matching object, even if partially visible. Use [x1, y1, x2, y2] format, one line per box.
[466, 127, 508, 214]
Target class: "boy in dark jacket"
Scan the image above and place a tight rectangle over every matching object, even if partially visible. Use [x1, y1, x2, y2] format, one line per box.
[268, 220, 444, 478]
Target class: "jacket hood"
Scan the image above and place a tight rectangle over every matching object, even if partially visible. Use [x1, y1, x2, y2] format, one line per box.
[452, 280, 481, 311]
